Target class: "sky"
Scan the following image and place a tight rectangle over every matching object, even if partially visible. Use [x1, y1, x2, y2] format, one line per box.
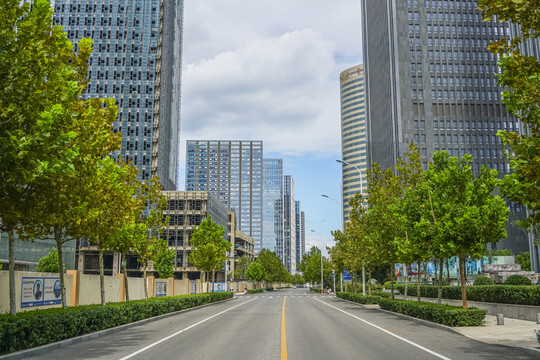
[179, 0, 363, 256]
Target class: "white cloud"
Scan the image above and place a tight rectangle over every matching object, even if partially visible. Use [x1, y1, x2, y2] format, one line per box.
[182, 29, 344, 155]
[180, 0, 362, 157]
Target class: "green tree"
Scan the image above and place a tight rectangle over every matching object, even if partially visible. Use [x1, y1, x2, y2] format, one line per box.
[114, 176, 168, 300]
[233, 256, 252, 280]
[479, 1, 540, 237]
[82, 158, 140, 305]
[257, 248, 290, 284]
[35, 248, 60, 273]
[189, 216, 229, 293]
[427, 152, 509, 309]
[292, 274, 305, 285]
[246, 262, 267, 288]
[153, 238, 175, 279]
[0, 0, 101, 314]
[515, 252, 531, 271]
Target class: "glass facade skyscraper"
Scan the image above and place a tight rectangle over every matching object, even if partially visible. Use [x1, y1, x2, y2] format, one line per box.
[262, 159, 284, 254]
[339, 65, 366, 224]
[53, 0, 183, 190]
[295, 201, 305, 271]
[360, 0, 529, 254]
[186, 141, 263, 249]
[283, 175, 296, 274]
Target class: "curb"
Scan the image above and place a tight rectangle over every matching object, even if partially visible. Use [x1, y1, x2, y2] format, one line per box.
[0, 296, 237, 360]
[335, 297, 540, 355]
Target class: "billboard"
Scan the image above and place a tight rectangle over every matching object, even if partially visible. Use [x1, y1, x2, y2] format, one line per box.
[155, 281, 167, 297]
[21, 277, 61, 308]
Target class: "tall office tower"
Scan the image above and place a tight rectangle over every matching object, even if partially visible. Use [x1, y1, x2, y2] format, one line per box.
[295, 201, 305, 271]
[283, 176, 296, 274]
[360, 0, 528, 253]
[54, 0, 183, 190]
[339, 65, 367, 225]
[186, 141, 263, 248]
[262, 159, 284, 254]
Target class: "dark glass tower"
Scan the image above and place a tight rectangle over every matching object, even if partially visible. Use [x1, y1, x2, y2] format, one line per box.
[361, 0, 529, 253]
[262, 159, 284, 255]
[54, 0, 183, 190]
[186, 141, 263, 250]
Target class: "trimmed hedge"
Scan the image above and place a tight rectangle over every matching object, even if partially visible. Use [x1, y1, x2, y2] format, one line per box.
[247, 289, 264, 293]
[310, 287, 322, 293]
[337, 292, 382, 304]
[505, 275, 532, 286]
[394, 284, 540, 306]
[378, 298, 486, 327]
[0, 292, 233, 354]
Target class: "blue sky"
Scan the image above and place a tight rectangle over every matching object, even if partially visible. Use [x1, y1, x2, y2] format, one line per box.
[178, 0, 363, 255]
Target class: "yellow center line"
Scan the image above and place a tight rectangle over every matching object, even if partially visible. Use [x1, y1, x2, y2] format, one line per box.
[281, 296, 287, 360]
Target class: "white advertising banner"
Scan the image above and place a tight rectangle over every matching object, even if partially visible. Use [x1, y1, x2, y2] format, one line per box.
[21, 277, 61, 308]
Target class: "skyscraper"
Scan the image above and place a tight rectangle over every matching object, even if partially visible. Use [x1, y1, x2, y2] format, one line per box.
[186, 141, 263, 249]
[295, 201, 305, 271]
[54, 0, 183, 190]
[262, 159, 284, 254]
[339, 65, 366, 224]
[283, 175, 296, 274]
[360, 0, 528, 253]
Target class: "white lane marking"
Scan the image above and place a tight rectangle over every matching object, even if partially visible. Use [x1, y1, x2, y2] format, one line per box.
[118, 298, 256, 360]
[314, 298, 453, 360]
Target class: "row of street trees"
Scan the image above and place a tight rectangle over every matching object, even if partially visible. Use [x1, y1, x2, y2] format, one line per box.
[332, 146, 508, 310]
[0, 0, 173, 314]
[331, 2, 540, 310]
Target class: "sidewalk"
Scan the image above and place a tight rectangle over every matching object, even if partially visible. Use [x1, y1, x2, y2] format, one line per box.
[455, 314, 540, 350]
[391, 294, 540, 351]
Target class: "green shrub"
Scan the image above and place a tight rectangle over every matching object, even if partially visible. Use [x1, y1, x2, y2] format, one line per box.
[473, 276, 495, 286]
[310, 287, 322, 293]
[337, 292, 381, 304]
[505, 275, 532, 286]
[378, 299, 486, 326]
[384, 281, 392, 289]
[394, 284, 540, 305]
[0, 292, 233, 354]
[247, 289, 264, 293]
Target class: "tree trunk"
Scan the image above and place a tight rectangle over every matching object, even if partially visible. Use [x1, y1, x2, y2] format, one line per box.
[437, 258, 444, 305]
[423, 262, 428, 283]
[122, 254, 129, 302]
[8, 230, 16, 315]
[212, 270, 215, 293]
[417, 262, 421, 302]
[54, 227, 66, 308]
[404, 264, 409, 300]
[368, 272, 372, 295]
[98, 247, 106, 306]
[446, 259, 450, 283]
[390, 263, 395, 300]
[143, 264, 148, 299]
[434, 260, 438, 283]
[459, 255, 468, 310]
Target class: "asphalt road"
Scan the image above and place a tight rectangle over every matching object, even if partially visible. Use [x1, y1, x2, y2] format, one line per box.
[15, 288, 539, 360]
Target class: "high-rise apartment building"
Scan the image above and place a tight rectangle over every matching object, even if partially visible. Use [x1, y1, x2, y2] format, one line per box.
[186, 141, 263, 249]
[339, 65, 367, 224]
[295, 201, 305, 271]
[360, 0, 528, 253]
[283, 176, 296, 274]
[54, 0, 183, 190]
[262, 159, 284, 254]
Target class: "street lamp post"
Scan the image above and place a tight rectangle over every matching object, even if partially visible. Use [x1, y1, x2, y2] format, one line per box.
[337, 158, 366, 296]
